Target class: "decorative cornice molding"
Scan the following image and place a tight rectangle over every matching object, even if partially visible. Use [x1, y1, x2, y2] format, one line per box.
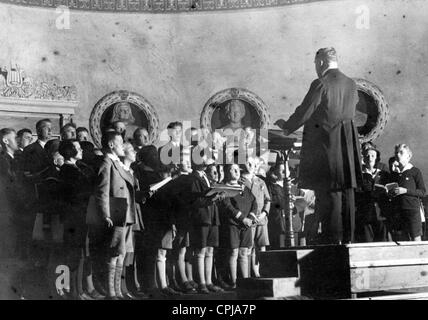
[0, 0, 331, 13]
[0, 64, 77, 101]
[0, 97, 78, 115]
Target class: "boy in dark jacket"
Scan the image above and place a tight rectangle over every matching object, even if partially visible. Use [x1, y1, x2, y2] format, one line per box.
[188, 158, 223, 293]
[221, 163, 257, 288]
[389, 144, 426, 241]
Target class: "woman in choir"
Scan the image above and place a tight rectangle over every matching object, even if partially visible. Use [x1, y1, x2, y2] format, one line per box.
[355, 146, 390, 242]
[58, 140, 95, 299]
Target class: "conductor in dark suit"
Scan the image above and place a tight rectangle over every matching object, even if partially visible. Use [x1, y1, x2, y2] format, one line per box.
[275, 47, 362, 244]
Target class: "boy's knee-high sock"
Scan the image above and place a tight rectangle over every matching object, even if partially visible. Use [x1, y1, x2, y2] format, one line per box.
[114, 262, 124, 299]
[238, 248, 249, 279]
[106, 257, 118, 298]
[156, 251, 167, 289]
[205, 249, 214, 285]
[177, 249, 188, 283]
[229, 251, 238, 285]
[196, 251, 206, 285]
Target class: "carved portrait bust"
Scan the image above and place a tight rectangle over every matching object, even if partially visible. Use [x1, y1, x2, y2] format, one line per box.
[107, 101, 141, 141]
[219, 99, 247, 130]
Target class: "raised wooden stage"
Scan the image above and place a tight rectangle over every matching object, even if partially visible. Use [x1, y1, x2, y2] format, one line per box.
[238, 242, 428, 300]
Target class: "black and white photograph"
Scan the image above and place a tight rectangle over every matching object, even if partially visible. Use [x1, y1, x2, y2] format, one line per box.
[0, 0, 427, 307]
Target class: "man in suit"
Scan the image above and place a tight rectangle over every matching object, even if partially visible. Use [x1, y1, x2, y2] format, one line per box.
[15, 128, 33, 171]
[1, 128, 30, 253]
[88, 131, 137, 300]
[0, 128, 19, 183]
[16, 128, 33, 152]
[0, 128, 20, 225]
[133, 127, 150, 151]
[22, 118, 52, 179]
[275, 47, 362, 244]
[158, 121, 183, 175]
[60, 122, 77, 141]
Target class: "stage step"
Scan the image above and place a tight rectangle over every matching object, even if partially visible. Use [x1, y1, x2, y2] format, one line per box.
[345, 292, 428, 300]
[236, 277, 300, 299]
[259, 242, 428, 299]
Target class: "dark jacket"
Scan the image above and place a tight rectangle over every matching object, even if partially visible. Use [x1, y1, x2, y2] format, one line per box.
[355, 168, 390, 224]
[189, 171, 220, 226]
[390, 166, 426, 210]
[59, 163, 94, 227]
[222, 186, 258, 228]
[0, 152, 21, 218]
[164, 173, 193, 230]
[267, 182, 302, 234]
[135, 165, 175, 229]
[0, 152, 16, 184]
[22, 141, 50, 177]
[282, 69, 362, 190]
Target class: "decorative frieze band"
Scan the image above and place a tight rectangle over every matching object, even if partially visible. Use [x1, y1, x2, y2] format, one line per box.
[0, 0, 330, 13]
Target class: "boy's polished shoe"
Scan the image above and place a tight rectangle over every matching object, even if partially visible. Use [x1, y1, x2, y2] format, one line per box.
[216, 279, 233, 291]
[188, 280, 198, 289]
[181, 281, 197, 294]
[197, 284, 210, 294]
[132, 289, 149, 299]
[160, 287, 182, 296]
[169, 279, 184, 293]
[206, 284, 224, 293]
[87, 289, 105, 300]
[78, 292, 95, 300]
[120, 291, 139, 300]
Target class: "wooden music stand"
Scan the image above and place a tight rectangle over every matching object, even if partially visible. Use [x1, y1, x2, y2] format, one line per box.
[268, 129, 301, 247]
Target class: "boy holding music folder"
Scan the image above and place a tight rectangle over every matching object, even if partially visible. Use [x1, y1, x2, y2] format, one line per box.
[188, 157, 224, 294]
[134, 145, 180, 296]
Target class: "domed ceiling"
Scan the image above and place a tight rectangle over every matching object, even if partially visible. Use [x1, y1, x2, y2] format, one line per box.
[0, 0, 322, 13]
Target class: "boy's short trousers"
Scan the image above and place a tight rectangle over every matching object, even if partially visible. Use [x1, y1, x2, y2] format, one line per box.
[225, 224, 253, 249]
[190, 225, 219, 248]
[400, 208, 422, 238]
[251, 224, 270, 247]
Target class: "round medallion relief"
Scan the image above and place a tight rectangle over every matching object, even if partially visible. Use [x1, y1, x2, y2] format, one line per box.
[200, 88, 271, 131]
[89, 90, 160, 147]
[354, 78, 389, 143]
